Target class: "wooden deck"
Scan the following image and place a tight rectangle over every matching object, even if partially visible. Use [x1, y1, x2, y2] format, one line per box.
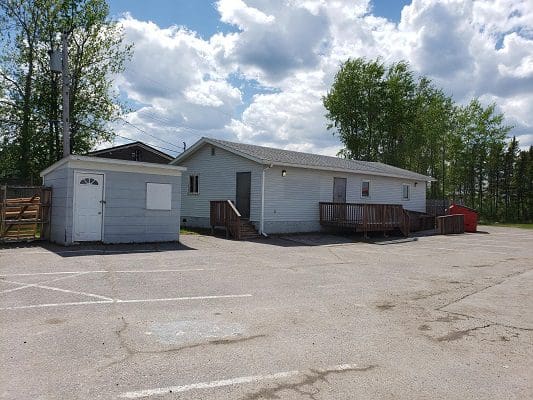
[0, 186, 52, 242]
[319, 202, 410, 237]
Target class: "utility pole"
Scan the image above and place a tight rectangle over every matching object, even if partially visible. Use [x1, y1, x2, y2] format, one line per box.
[61, 31, 70, 157]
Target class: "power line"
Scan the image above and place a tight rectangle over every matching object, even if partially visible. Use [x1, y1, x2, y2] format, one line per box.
[113, 133, 181, 155]
[118, 117, 184, 150]
[75, 122, 182, 155]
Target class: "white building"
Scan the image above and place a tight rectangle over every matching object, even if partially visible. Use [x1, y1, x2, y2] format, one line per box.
[171, 138, 434, 236]
[41, 156, 186, 245]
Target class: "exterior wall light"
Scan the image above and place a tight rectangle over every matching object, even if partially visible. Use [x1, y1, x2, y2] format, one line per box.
[281, 169, 287, 177]
[414, 182, 418, 187]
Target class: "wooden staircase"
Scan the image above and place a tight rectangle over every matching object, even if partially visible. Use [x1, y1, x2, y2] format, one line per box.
[239, 219, 261, 240]
[210, 200, 261, 240]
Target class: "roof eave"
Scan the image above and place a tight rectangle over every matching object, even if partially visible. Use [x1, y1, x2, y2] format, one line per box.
[40, 155, 186, 177]
[270, 161, 434, 181]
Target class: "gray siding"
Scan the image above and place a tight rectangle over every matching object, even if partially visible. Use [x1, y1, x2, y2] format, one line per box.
[44, 167, 181, 245]
[43, 165, 73, 245]
[176, 147, 426, 234]
[99, 170, 181, 243]
[263, 166, 426, 232]
[179, 144, 263, 226]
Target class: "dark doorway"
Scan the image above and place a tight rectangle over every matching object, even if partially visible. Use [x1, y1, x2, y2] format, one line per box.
[236, 172, 251, 218]
[333, 177, 347, 203]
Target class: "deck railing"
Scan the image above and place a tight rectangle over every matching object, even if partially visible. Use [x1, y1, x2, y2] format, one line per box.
[319, 202, 410, 237]
[210, 200, 241, 240]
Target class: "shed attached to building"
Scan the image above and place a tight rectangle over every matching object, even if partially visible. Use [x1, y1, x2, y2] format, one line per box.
[171, 137, 434, 237]
[40, 155, 186, 245]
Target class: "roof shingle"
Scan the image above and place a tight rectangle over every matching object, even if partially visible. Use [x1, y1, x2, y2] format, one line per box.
[207, 138, 434, 181]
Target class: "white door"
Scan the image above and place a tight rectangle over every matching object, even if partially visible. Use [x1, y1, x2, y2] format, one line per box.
[74, 172, 104, 241]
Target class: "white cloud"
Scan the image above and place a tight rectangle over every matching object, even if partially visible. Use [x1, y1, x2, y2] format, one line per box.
[217, 0, 275, 29]
[111, 1, 533, 155]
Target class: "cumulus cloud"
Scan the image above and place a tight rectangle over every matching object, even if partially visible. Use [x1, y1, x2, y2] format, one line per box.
[111, 0, 533, 156]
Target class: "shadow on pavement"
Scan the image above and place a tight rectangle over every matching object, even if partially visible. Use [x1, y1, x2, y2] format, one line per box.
[0, 241, 196, 257]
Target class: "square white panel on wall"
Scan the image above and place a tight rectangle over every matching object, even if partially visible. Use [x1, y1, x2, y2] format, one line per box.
[146, 183, 172, 210]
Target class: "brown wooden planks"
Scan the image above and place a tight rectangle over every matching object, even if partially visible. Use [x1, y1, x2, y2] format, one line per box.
[436, 215, 464, 234]
[0, 186, 52, 242]
[319, 202, 410, 237]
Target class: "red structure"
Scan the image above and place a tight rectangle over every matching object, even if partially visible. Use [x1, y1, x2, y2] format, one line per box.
[448, 204, 478, 232]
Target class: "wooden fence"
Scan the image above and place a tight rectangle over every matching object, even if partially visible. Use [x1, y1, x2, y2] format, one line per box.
[426, 199, 450, 216]
[319, 202, 410, 237]
[0, 186, 52, 242]
[436, 214, 464, 234]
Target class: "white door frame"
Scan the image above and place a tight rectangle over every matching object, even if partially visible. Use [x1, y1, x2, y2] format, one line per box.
[72, 171, 105, 242]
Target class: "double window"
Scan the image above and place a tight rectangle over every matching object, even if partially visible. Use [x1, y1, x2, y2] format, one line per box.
[361, 180, 370, 197]
[188, 174, 199, 194]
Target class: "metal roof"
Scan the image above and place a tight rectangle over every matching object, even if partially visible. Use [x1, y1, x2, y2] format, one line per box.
[173, 137, 435, 181]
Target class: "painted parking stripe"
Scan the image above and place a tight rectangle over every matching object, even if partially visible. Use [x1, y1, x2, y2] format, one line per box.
[0, 294, 252, 311]
[0, 278, 114, 301]
[0, 272, 89, 294]
[0, 268, 212, 277]
[119, 363, 362, 399]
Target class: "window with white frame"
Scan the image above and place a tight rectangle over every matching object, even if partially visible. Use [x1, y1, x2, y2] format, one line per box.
[402, 184, 410, 200]
[188, 174, 199, 194]
[361, 180, 370, 197]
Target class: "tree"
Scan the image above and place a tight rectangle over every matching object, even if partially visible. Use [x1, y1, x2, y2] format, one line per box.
[324, 57, 531, 223]
[0, 0, 132, 183]
[323, 58, 385, 161]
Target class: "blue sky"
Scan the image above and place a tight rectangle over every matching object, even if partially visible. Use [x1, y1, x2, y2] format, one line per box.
[108, 1, 239, 38]
[106, 0, 533, 156]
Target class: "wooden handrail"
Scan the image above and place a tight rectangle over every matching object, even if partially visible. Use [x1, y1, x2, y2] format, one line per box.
[210, 200, 241, 240]
[226, 199, 241, 218]
[319, 202, 410, 237]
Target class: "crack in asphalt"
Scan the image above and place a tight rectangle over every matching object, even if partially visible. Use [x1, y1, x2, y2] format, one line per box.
[436, 267, 533, 311]
[442, 310, 533, 332]
[240, 365, 377, 400]
[436, 324, 493, 342]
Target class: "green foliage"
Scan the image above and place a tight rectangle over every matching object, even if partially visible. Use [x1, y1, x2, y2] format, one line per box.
[324, 57, 532, 223]
[0, 0, 132, 183]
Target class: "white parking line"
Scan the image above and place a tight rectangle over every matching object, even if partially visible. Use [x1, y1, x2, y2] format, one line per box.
[0, 279, 114, 301]
[119, 363, 361, 399]
[0, 294, 253, 311]
[0, 268, 212, 277]
[0, 272, 89, 294]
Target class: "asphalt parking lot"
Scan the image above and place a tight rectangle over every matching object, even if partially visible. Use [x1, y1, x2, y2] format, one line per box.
[1, 226, 532, 399]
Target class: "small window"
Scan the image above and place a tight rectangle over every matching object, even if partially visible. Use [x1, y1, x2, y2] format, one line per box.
[188, 174, 199, 194]
[361, 180, 370, 197]
[402, 184, 410, 200]
[80, 177, 98, 185]
[211, 146, 216, 156]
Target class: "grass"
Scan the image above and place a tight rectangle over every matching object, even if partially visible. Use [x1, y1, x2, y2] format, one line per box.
[479, 222, 533, 230]
[180, 227, 213, 235]
[180, 227, 200, 235]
